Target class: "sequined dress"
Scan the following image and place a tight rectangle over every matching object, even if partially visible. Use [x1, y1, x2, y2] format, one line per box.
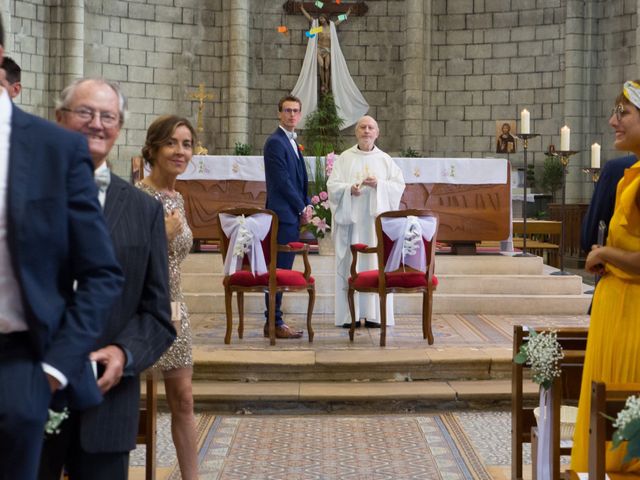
[137, 182, 194, 370]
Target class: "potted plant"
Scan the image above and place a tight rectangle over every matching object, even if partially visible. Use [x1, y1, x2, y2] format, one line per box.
[300, 94, 344, 252]
[541, 154, 564, 202]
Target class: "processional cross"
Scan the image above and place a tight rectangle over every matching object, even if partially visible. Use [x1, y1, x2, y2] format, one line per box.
[189, 83, 215, 155]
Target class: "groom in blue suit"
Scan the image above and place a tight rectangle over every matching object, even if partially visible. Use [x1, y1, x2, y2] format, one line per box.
[263, 95, 311, 338]
[0, 15, 123, 480]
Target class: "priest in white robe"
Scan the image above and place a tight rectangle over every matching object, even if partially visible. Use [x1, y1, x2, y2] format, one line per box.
[327, 116, 405, 328]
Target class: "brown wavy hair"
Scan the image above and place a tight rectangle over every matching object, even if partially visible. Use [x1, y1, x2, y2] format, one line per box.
[142, 115, 197, 166]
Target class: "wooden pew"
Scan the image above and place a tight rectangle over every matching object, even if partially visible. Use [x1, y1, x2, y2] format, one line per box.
[137, 370, 158, 480]
[512, 325, 589, 480]
[565, 382, 640, 480]
[513, 219, 562, 267]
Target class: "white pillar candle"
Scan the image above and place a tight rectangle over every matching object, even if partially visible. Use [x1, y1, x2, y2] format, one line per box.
[560, 125, 570, 151]
[591, 143, 601, 169]
[520, 109, 530, 134]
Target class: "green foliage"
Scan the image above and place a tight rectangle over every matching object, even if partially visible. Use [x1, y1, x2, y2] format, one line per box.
[233, 142, 252, 156]
[541, 155, 564, 197]
[301, 93, 344, 158]
[526, 164, 536, 189]
[400, 147, 421, 158]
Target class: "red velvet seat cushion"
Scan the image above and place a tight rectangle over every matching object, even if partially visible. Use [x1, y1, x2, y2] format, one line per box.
[228, 269, 315, 287]
[348, 270, 438, 289]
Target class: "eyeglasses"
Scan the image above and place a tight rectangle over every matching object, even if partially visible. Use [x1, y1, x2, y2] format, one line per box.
[611, 104, 626, 122]
[282, 108, 300, 114]
[60, 107, 120, 127]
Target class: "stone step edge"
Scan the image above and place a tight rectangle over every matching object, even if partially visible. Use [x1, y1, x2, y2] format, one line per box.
[143, 378, 539, 403]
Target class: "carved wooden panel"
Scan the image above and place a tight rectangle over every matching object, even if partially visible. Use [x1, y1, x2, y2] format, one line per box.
[176, 178, 511, 244]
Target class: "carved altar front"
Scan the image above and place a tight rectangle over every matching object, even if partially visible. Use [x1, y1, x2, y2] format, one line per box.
[170, 156, 511, 251]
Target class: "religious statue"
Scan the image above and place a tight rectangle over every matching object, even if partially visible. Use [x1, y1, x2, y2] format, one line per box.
[299, 2, 351, 95]
[290, 1, 369, 129]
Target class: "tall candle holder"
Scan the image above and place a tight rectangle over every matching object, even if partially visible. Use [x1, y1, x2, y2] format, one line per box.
[581, 167, 601, 293]
[551, 150, 579, 276]
[515, 133, 540, 257]
[582, 167, 601, 183]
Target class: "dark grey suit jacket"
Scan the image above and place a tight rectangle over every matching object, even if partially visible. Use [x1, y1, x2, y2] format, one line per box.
[77, 173, 175, 453]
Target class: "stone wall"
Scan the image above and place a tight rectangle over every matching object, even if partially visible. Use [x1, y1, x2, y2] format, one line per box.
[3, 0, 639, 201]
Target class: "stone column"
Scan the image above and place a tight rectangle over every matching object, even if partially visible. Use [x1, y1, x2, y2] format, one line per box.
[402, 0, 425, 154]
[564, 0, 598, 202]
[60, 0, 84, 85]
[228, 0, 250, 148]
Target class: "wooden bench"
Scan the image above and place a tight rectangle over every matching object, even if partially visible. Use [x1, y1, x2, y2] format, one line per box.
[138, 370, 158, 480]
[512, 325, 589, 480]
[513, 219, 562, 267]
[564, 382, 640, 480]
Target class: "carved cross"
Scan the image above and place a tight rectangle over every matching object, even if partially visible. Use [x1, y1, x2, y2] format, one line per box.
[283, 1, 368, 16]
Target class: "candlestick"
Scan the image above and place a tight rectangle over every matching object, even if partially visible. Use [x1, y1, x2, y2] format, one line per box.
[515, 133, 540, 257]
[520, 109, 530, 134]
[591, 143, 601, 169]
[560, 126, 570, 151]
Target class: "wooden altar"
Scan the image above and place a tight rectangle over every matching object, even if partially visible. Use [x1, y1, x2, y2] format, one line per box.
[168, 156, 511, 253]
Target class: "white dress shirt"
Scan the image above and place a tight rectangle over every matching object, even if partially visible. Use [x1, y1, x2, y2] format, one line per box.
[0, 88, 67, 387]
[279, 125, 300, 158]
[0, 88, 27, 333]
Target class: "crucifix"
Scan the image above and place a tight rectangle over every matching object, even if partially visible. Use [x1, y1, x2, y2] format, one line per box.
[188, 83, 215, 155]
[282, 1, 368, 16]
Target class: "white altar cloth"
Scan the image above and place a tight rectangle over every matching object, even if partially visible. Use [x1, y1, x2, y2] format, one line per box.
[168, 156, 508, 185]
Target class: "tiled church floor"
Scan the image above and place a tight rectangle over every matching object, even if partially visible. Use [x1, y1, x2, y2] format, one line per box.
[126, 311, 588, 478]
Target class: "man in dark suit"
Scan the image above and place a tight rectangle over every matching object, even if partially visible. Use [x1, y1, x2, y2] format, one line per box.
[37, 78, 177, 480]
[263, 95, 312, 339]
[0, 15, 124, 480]
[580, 154, 636, 252]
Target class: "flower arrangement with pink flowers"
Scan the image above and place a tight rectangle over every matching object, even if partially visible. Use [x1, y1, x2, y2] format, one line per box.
[303, 152, 334, 239]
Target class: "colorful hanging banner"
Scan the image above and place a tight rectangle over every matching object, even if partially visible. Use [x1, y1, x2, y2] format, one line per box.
[315, 1, 324, 8]
[309, 26, 323, 35]
[337, 13, 347, 21]
[277, 25, 288, 33]
[305, 31, 316, 38]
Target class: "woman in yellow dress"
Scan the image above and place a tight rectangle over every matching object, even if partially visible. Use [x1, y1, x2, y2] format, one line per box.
[571, 80, 640, 471]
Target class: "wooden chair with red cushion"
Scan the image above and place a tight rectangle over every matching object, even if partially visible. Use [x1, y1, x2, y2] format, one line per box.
[218, 207, 315, 345]
[347, 209, 439, 347]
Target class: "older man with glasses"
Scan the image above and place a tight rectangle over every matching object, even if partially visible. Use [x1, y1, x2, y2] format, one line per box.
[37, 78, 176, 480]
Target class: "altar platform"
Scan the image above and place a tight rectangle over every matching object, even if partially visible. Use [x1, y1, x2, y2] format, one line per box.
[156, 251, 592, 411]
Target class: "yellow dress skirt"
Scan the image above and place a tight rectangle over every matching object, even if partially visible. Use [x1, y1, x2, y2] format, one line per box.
[571, 162, 640, 471]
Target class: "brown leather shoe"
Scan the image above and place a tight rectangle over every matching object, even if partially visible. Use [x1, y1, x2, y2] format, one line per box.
[263, 323, 304, 339]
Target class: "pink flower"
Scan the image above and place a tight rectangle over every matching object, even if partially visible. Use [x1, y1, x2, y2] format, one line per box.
[311, 195, 320, 205]
[321, 201, 330, 209]
[325, 153, 335, 175]
[316, 219, 328, 233]
[319, 191, 328, 201]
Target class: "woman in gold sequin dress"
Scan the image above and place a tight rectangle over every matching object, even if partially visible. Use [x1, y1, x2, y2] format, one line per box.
[137, 115, 198, 480]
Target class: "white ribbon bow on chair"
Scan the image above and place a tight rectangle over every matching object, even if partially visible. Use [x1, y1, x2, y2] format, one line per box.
[381, 215, 438, 272]
[220, 213, 272, 276]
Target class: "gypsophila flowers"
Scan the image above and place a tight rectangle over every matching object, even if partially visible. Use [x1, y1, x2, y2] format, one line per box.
[45, 408, 69, 435]
[514, 329, 564, 390]
[611, 395, 640, 462]
[232, 216, 253, 259]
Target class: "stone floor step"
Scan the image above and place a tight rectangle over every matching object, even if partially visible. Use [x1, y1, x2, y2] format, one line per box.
[182, 272, 584, 295]
[183, 252, 545, 275]
[184, 291, 591, 315]
[147, 379, 539, 408]
[191, 347, 513, 382]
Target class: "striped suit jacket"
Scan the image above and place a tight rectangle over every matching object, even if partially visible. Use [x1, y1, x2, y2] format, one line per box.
[77, 173, 175, 453]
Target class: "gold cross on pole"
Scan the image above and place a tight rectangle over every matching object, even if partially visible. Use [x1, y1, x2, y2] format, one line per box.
[188, 83, 215, 155]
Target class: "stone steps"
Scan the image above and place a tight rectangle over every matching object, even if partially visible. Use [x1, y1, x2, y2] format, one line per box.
[181, 252, 591, 315]
[149, 378, 539, 411]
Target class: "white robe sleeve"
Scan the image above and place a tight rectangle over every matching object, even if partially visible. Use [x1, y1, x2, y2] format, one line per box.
[327, 152, 354, 226]
[370, 154, 405, 217]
